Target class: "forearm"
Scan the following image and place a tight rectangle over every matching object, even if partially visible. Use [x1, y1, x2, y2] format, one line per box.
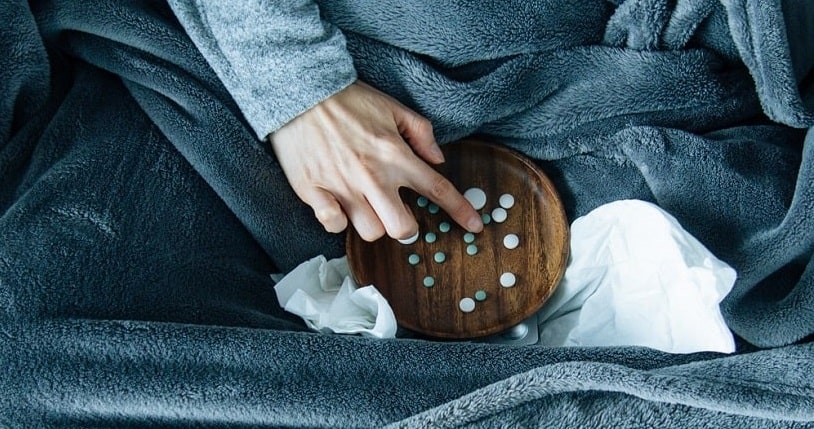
[168, 0, 357, 139]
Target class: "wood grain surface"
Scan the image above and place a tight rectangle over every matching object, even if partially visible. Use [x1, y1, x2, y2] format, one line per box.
[346, 139, 569, 338]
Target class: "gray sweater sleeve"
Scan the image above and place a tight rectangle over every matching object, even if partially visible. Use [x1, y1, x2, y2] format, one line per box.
[168, 0, 357, 139]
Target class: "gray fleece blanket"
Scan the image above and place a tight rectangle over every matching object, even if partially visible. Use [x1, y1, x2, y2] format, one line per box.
[2, 0, 814, 427]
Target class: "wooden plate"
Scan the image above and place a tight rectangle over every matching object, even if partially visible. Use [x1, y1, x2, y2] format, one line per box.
[346, 139, 569, 338]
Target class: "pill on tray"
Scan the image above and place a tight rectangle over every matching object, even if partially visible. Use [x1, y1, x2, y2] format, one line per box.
[425, 232, 437, 243]
[417, 196, 429, 207]
[500, 272, 516, 288]
[408, 254, 420, 265]
[434, 252, 446, 263]
[466, 244, 478, 255]
[482, 213, 491, 224]
[503, 234, 519, 249]
[428, 203, 440, 214]
[459, 297, 476, 313]
[463, 188, 487, 210]
[423, 276, 435, 287]
[491, 207, 507, 223]
[398, 231, 419, 245]
[439, 222, 451, 233]
[499, 193, 515, 209]
[474, 290, 487, 301]
[463, 232, 475, 243]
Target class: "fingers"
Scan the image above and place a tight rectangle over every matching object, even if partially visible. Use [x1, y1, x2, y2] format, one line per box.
[304, 188, 390, 242]
[392, 103, 445, 165]
[388, 102, 483, 234]
[304, 143, 481, 239]
[341, 196, 387, 242]
[407, 162, 484, 233]
[304, 155, 480, 240]
[363, 186, 419, 241]
[303, 188, 348, 233]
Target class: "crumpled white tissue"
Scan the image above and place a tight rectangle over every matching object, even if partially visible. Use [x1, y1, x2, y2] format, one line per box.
[273, 200, 736, 352]
[273, 255, 397, 338]
[536, 199, 737, 354]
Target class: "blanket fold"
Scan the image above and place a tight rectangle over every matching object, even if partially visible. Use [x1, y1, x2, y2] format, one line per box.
[2, 0, 814, 427]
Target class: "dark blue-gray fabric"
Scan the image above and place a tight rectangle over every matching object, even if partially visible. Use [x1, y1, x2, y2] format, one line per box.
[1, 0, 813, 427]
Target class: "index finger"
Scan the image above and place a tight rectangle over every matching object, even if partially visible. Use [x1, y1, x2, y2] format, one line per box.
[407, 162, 483, 233]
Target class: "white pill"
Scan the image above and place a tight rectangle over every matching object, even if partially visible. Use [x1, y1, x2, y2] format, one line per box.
[499, 193, 515, 209]
[463, 188, 487, 210]
[500, 272, 516, 288]
[491, 207, 508, 223]
[398, 231, 419, 245]
[459, 297, 476, 313]
[503, 233, 520, 249]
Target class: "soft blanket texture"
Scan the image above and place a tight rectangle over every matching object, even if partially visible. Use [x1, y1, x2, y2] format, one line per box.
[1, 0, 813, 427]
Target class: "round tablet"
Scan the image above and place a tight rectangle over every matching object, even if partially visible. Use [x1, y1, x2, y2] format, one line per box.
[439, 222, 451, 233]
[428, 203, 440, 214]
[417, 196, 429, 207]
[500, 272, 516, 288]
[434, 252, 446, 263]
[408, 254, 420, 265]
[463, 188, 487, 210]
[491, 207, 508, 223]
[398, 231, 419, 245]
[459, 297, 476, 313]
[423, 276, 435, 287]
[503, 234, 520, 249]
[481, 213, 491, 224]
[424, 232, 437, 243]
[466, 244, 478, 256]
[463, 232, 475, 244]
[474, 290, 487, 301]
[499, 193, 515, 209]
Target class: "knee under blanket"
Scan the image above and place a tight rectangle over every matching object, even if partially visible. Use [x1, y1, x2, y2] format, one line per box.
[1, 0, 814, 427]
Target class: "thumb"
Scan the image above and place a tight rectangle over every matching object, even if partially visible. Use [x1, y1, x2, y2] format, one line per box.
[392, 104, 444, 164]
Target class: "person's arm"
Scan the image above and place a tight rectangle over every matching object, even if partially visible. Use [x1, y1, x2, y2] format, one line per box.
[169, 1, 483, 240]
[167, 0, 356, 139]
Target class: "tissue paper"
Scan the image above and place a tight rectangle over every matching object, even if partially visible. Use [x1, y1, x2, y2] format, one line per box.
[273, 256, 397, 338]
[273, 200, 736, 352]
[537, 200, 737, 354]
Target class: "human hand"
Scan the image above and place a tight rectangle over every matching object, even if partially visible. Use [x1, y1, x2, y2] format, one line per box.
[269, 81, 483, 241]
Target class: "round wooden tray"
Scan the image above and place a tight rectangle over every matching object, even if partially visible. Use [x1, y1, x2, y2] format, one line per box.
[346, 139, 569, 338]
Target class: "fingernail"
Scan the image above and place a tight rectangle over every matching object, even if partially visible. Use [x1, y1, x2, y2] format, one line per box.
[467, 216, 483, 232]
[431, 145, 445, 163]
